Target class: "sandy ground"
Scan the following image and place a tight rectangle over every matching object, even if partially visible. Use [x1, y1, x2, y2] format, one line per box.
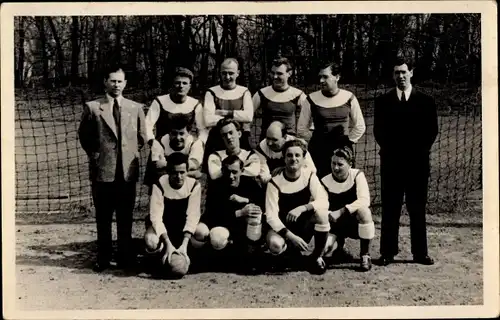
[15, 207, 483, 310]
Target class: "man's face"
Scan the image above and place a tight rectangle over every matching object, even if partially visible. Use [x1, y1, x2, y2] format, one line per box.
[168, 163, 187, 189]
[220, 62, 239, 89]
[172, 76, 191, 97]
[284, 146, 304, 172]
[104, 70, 127, 97]
[318, 67, 340, 92]
[331, 155, 350, 181]
[393, 64, 413, 90]
[169, 128, 188, 150]
[223, 161, 242, 188]
[266, 128, 286, 153]
[220, 123, 241, 152]
[270, 64, 291, 90]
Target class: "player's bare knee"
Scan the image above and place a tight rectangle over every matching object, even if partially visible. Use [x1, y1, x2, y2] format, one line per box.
[144, 229, 160, 252]
[355, 207, 373, 224]
[209, 227, 230, 250]
[313, 211, 331, 232]
[266, 231, 287, 255]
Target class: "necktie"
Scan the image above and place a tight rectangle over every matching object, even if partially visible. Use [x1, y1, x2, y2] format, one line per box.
[112, 98, 123, 180]
[113, 98, 121, 130]
[401, 91, 407, 103]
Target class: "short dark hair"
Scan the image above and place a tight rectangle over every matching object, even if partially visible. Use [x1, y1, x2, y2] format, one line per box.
[217, 118, 241, 133]
[393, 55, 414, 71]
[104, 64, 126, 80]
[169, 114, 192, 132]
[166, 152, 188, 171]
[319, 61, 341, 76]
[282, 139, 307, 157]
[173, 67, 194, 82]
[222, 58, 239, 69]
[332, 147, 354, 166]
[272, 57, 292, 72]
[222, 154, 244, 171]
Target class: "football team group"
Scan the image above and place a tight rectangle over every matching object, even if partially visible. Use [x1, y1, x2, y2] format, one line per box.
[78, 55, 438, 278]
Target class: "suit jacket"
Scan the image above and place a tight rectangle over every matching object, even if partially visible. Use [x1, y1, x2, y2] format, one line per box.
[373, 87, 438, 158]
[78, 96, 147, 182]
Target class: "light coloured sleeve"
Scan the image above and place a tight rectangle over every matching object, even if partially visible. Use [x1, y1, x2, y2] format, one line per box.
[252, 92, 261, 112]
[297, 97, 312, 139]
[242, 152, 261, 178]
[307, 174, 330, 213]
[348, 95, 366, 143]
[255, 148, 271, 181]
[194, 102, 208, 144]
[151, 135, 167, 162]
[304, 151, 317, 174]
[345, 171, 371, 213]
[149, 183, 167, 236]
[232, 90, 254, 123]
[188, 139, 204, 171]
[203, 91, 223, 128]
[208, 152, 223, 180]
[265, 181, 286, 232]
[145, 99, 161, 142]
[183, 182, 202, 234]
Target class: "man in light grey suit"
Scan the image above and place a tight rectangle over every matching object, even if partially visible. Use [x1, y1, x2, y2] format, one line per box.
[79, 65, 147, 272]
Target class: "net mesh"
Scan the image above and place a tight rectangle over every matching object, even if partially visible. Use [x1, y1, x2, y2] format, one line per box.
[14, 15, 482, 214]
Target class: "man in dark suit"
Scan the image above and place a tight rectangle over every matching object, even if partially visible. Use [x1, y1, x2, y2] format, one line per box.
[78, 65, 148, 272]
[374, 56, 438, 266]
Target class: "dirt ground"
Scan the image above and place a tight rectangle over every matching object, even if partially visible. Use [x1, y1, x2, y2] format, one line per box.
[15, 204, 483, 310]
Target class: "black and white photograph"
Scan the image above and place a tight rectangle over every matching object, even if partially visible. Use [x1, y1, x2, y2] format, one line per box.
[1, 1, 498, 319]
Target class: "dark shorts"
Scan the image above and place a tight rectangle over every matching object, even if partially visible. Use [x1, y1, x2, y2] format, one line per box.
[283, 211, 316, 244]
[145, 214, 185, 248]
[329, 213, 359, 240]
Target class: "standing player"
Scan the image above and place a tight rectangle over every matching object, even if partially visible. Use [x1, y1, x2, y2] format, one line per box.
[321, 140, 375, 271]
[78, 65, 147, 272]
[264, 139, 331, 275]
[374, 56, 438, 266]
[297, 62, 366, 179]
[144, 152, 202, 277]
[255, 121, 316, 184]
[252, 57, 307, 141]
[150, 116, 204, 180]
[144, 67, 206, 191]
[202, 58, 254, 172]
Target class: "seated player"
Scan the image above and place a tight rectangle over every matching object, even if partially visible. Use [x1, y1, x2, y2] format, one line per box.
[151, 116, 204, 180]
[321, 142, 375, 271]
[264, 139, 331, 275]
[255, 120, 316, 184]
[197, 155, 265, 271]
[207, 118, 261, 181]
[144, 152, 203, 277]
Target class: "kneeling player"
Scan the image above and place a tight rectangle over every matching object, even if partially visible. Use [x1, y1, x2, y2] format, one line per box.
[321, 144, 375, 271]
[265, 139, 331, 275]
[144, 152, 203, 277]
[197, 155, 265, 271]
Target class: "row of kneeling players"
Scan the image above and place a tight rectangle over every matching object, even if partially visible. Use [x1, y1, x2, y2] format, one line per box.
[143, 129, 374, 278]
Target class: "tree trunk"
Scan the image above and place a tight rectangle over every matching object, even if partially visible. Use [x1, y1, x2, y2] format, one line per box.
[16, 17, 25, 87]
[35, 17, 50, 88]
[87, 17, 98, 85]
[116, 16, 122, 62]
[47, 17, 67, 86]
[70, 16, 80, 85]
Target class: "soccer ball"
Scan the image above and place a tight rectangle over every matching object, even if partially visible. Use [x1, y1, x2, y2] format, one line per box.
[168, 251, 190, 278]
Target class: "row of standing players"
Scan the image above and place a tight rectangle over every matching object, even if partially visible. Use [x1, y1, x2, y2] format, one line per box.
[79, 56, 438, 277]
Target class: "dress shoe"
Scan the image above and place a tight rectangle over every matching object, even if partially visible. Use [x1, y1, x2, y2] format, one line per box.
[414, 255, 435, 265]
[93, 261, 110, 272]
[308, 257, 327, 275]
[378, 255, 394, 266]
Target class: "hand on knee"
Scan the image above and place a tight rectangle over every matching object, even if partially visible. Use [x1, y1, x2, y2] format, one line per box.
[355, 207, 373, 224]
[209, 227, 230, 250]
[267, 232, 287, 255]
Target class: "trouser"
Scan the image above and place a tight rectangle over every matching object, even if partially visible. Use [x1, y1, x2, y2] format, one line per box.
[91, 180, 136, 263]
[379, 154, 430, 257]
